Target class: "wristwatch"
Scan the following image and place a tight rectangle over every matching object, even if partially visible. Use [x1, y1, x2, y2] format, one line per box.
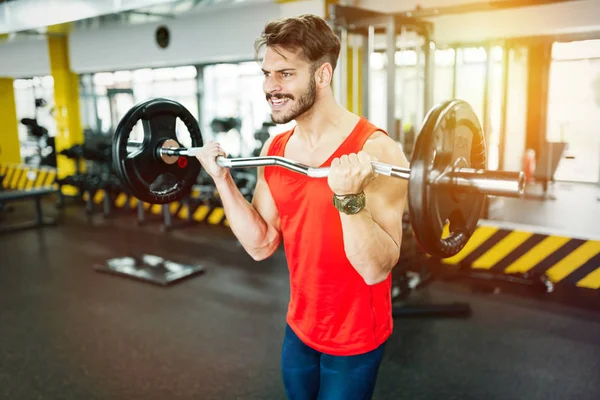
[332, 192, 366, 215]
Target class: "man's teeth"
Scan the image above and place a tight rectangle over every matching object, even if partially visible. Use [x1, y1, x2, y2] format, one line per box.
[272, 98, 287, 105]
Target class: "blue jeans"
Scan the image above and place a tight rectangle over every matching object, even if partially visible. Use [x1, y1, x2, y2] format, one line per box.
[281, 324, 386, 400]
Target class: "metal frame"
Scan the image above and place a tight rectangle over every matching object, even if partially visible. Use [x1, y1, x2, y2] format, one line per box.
[386, 15, 396, 139]
[361, 25, 373, 119]
[328, 4, 433, 141]
[498, 42, 510, 170]
[423, 32, 435, 115]
[482, 43, 493, 153]
[78, 74, 103, 134]
[335, 27, 348, 108]
[351, 35, 360, 114]
[195, 65, 204, 131]
[452, 48, 458, 98]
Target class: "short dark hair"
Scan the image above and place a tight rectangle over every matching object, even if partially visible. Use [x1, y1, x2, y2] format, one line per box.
[254, 14, 341, 73]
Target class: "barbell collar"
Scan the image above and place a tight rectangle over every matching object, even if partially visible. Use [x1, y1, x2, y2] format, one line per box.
[161, 147, 198, 157]
[371, 161, 411, 179]
[430, 169, 525, 198]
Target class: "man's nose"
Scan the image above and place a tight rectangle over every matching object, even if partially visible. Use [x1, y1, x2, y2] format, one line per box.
[264, 77, 282, 94]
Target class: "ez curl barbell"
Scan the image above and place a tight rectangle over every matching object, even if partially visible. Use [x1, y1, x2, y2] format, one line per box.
[111, 98, 524, 258]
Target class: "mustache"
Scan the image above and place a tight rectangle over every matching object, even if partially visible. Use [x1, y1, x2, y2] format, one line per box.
[266, 93, 294, 101]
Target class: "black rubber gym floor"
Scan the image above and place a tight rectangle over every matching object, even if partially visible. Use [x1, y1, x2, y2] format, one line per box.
[2, 202, 600, 400]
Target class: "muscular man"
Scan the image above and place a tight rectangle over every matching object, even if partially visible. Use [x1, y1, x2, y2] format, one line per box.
[196, 14, 409, 400]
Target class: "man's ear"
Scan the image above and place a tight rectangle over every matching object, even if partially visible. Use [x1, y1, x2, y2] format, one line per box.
[316, 63, 333, 88]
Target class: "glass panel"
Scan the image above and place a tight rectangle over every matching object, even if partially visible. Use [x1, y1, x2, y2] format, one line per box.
[368, 52, 387, 132]
[455, 47, 486, 125]
[13, 76, 56, 167]
[133, 82, 154, 103]
[94, 72, 115, 87]
[96, 96, 112, 134]
[172, 79, 197, 96]
[153, 67, 175, 81]
[133, 69, 154, 83]
[396, 62, 421, 130]
[547, 40, 600, 183]
[113, 70, 132, 84]
[503, 46, 528, 172]
[367, 49, 422, 136]
[153, 80, 177, 96]
[110, 92, 135, 131]
[79, 73, 99, 133]
[434, 48, 454, 106]
[368, 46, 428, 139]
[94, 86, 107, 96]
[173, 66, 197, 80]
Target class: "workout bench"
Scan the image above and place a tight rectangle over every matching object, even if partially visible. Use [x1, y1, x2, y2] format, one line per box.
[0, 187, 59, 234]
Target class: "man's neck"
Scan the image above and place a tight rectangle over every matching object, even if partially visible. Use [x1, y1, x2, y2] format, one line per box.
[294, 95, 348, 147]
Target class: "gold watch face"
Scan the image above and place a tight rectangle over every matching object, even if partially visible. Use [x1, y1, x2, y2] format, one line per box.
[342, 197, 362, 214]
[334, 193, 365, 214]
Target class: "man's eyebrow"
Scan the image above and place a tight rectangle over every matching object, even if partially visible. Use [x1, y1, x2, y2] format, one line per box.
[261, 68, 297, 73]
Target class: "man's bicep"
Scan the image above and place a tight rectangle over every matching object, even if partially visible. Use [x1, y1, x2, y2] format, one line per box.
[368, 178, 407, 249]
[365, 136, 409, 247]
[251, 177, 281, 232]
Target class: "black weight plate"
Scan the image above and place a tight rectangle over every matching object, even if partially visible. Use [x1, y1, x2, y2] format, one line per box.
[409, 100, 486, 258]
[112, 98, 203, 204]
[112, 99, 148, 194]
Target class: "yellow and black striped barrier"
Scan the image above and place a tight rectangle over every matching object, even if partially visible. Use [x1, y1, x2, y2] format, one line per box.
[440, 222, 600, 290]
[47, 179, 600, 291]
[109, 189, 230, 226]
[0, 163, 57, 190]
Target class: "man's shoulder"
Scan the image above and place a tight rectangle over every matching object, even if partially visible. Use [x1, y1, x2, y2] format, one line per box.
[362, 125, 396, 150]
[362, 125, 408, 166]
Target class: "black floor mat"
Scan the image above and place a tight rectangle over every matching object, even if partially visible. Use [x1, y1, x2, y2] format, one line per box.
[1, 209, 600, 400]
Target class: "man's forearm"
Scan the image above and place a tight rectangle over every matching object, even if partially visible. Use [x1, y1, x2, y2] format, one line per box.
[214, 174, 277, 260]
[339, 207, 400, 285]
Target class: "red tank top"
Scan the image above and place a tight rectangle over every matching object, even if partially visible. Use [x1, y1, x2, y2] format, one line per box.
[264, 117, 393, 356]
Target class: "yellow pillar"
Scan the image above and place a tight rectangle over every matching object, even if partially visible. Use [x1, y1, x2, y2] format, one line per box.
[356, 47, 363, 116]
[346, 45, 363, 116]
[47, 25, 84, 192]
[0, 78, 22, 165]
[325, 0, 337, 19]
[347, 46, 354, 113]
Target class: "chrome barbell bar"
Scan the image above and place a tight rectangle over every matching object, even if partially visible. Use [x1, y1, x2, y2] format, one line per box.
[126, 141, 525, 198]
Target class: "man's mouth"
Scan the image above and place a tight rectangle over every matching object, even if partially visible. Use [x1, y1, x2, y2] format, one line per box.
[269, 97, 291, 110]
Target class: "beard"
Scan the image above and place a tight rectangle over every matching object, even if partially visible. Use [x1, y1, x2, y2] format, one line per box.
[267, 76, 316, 124]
